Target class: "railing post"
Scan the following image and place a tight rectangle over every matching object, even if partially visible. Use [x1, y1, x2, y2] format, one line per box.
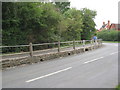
[29, 42, 33, 57]
[83, 40, 85, 51]
[94, 39, 97, 48]
[97, 40, 99, 47]
[91, 40, 93, 50]
[100, 39, 102, 46]
[83, 40, 85, 47]
[98, 39, 101, 47]
[95, 40, 97, 44]
[73, 40, 75, 50]
[58, 41, 60, 52]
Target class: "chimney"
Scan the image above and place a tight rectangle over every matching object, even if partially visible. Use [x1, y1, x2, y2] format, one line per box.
[103, 22, 105, 25]
[108, 20, 110, 26]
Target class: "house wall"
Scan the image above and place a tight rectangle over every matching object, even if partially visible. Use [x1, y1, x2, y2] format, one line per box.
[110, 24, 120, 30]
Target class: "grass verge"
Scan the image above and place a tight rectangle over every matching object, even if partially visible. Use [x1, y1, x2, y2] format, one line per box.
[103, 41, 120, 43]
[116, 84, 120, 90]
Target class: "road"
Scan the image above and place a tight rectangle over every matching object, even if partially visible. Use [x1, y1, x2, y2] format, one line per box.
[2, 43, 119, 88]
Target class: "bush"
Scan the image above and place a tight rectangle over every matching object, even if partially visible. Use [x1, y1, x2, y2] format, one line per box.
[97, 30, 120, 41]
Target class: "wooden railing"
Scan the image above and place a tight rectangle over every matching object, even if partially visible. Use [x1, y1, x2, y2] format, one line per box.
[0, 39, 102, 57]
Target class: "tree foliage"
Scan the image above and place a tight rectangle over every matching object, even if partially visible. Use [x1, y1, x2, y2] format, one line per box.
[81, 8, 97, 40]
[54, 2, 70, 13]
[2, 2, 97, 47]
[63, 8, 83, 40]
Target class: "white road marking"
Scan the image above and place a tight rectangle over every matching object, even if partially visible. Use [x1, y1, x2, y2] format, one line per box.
[84, 57, 104, 64]
[114, 45, 118, 46]
[103, 43, 118, 46]
[26, 67, 72, 83]
[110, 52, 118, 55]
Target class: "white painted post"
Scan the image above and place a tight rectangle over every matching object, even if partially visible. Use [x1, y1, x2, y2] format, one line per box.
[95, 40, 97, 48]
[83, 40, 85, 47]
[83, 40, 85, 51]
[91, 40, 93, 50]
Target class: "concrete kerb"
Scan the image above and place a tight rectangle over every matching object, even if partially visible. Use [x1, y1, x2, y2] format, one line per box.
[1, 44, 103, 70]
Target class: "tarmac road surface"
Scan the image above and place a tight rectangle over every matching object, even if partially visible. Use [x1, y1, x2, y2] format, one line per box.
[2, 43, 119, 88]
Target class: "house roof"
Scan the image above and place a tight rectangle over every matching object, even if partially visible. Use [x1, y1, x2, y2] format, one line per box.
[102, 24, 107, 28]
[99, 24, 107, 30]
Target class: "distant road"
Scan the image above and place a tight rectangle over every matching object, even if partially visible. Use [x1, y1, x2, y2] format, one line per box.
[2, 43, 119, 88]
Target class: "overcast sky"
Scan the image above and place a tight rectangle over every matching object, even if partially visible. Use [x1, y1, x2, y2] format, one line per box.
[69, 0, 119, 29]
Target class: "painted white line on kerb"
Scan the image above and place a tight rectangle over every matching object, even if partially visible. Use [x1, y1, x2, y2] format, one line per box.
[84, 57, 104, 64]
[26, 67, 72, 83]
[114, 45, 118, 46]
[110, 52, 118, 55]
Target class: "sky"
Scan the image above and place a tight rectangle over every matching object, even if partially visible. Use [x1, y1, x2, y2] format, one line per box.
[69, 0, 119, 29]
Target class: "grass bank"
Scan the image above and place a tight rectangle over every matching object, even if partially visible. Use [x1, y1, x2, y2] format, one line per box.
[103, 41, 120, 43]
[116, 84, 120, 90]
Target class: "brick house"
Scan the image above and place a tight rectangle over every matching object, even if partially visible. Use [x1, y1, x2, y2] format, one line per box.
[98, 20, 120, 31]
[109, 24, 120, 30]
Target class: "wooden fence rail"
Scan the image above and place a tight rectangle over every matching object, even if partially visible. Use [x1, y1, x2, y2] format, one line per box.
[0, 39, 102, 57]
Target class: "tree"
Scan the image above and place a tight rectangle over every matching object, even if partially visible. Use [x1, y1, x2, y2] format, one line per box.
[63, 8, 83, 40]
[81, 8, 97, 40]
[2, 2, 28, 45]
[34, 3, 64, 43]
[54, 2, 70, 14]
[2, 2, 65, 45]
[2, 2, 97, 49]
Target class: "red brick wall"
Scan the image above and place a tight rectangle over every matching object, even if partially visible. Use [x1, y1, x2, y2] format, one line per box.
[109, 24, 120, 30]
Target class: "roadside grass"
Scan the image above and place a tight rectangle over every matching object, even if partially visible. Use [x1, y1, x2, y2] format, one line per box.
[103, 41, 120, 43]
[116, 84, 120, 90]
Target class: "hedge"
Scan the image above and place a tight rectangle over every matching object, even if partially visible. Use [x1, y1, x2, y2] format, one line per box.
[97, 30, 120, 41]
